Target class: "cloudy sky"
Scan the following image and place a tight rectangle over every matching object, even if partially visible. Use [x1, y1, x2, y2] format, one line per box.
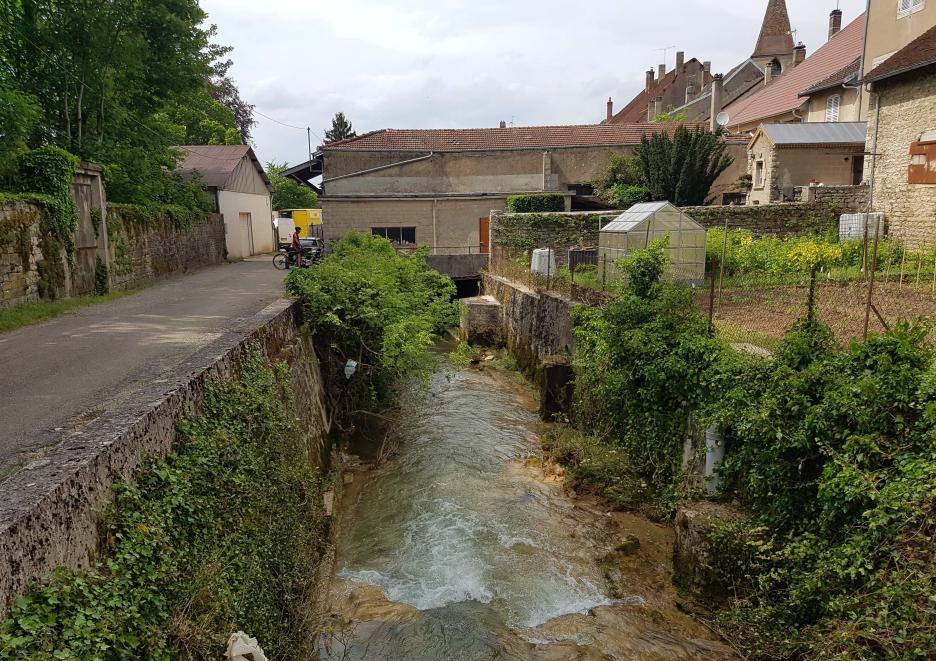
[200, 0, 867, 166]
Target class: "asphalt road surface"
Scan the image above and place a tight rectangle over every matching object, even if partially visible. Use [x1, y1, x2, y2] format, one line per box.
[0, 258, 286, 476]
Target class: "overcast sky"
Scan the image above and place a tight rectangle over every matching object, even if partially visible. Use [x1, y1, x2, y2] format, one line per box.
[200, 0, 867, 166]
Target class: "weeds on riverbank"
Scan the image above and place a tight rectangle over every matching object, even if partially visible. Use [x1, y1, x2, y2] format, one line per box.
[286, 232, 457, 430]
[0, 349, 329, 659]
[558, 238, 936, 659]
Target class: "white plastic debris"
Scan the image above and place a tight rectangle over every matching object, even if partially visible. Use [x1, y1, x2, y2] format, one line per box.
[225, 632, 268, 661]
[530, 248, 557, 276]
[344, 359, 359, 379]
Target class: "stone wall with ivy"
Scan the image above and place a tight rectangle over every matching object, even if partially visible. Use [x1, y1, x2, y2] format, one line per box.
[106, 205, 226, 292]
[490, 210, 618, 265]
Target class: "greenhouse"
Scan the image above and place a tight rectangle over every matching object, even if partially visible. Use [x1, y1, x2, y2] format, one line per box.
[598, 201, 707, 285]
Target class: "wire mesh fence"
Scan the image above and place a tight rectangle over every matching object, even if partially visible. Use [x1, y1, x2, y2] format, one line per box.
[488, 214, 936, 352]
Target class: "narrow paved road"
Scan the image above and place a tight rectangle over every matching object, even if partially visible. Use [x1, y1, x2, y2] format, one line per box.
[0, 259, 286, 475]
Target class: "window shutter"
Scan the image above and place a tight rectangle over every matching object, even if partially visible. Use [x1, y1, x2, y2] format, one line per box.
[826, 95, 841, 122]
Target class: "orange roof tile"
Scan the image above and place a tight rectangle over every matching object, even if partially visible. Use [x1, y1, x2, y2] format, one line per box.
[723, 13, 865, 129]
[324, 123, 704, 152]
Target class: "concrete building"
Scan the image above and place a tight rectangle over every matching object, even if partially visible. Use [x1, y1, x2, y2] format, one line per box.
[862, 0, 936, 77]
[318, 124, 702, 253]
[723, 12, 867, 133]
[863, 20, 936, 245]
[747, 122, 867, 205]
[176, 145, 274, 259]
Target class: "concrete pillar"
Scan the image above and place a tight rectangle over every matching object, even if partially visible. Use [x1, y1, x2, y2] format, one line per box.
[539, 356, 575, 422]
[704, 425, 725, 493]
[703, 61, 711, 75]
[653, 97, 664, 118]
[764, 63, 774, 85]
[829, 9, 843, 40]
[542, 151, 552, 190]
[710, 74, 724, 131]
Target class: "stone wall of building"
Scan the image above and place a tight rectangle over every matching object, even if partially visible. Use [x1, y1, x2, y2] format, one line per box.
[869, 68, 936, 246]
[106, 207, 226, 291]
[683, 199, 858, 236]
[0, 299, 329, 613]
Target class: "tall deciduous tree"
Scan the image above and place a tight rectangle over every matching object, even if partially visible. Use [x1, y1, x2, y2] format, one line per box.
[634, 125, 734, 206]
[267, 162, 318, 210]
[324, 112, 356, 143]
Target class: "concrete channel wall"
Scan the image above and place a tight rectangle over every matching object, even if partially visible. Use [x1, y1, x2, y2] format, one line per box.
[0, 298, 328, 614]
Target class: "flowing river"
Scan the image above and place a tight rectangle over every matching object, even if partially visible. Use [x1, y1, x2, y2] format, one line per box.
[317, 364, 733, 660]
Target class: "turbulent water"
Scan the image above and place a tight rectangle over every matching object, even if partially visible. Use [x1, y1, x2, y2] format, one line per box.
[318, 365, 733, 660]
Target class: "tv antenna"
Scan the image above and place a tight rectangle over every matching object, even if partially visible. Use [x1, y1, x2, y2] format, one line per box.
[654, 45, 676, 66]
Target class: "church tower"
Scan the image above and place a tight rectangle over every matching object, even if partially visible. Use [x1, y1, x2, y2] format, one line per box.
[751, 0, 799, 79]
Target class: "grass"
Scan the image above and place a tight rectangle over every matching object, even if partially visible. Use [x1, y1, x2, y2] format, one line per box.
[0, 291, 135, 335]
[713, 319, 784, 354]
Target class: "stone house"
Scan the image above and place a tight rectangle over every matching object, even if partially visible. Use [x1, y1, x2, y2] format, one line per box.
[747, 122, 867, 205]
[863, 22, 936, 245]
[317, 123, 737, 253]
[176, 145, 274, 259]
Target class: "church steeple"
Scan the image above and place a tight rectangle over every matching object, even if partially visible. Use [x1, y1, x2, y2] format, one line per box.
[753, 0, 795, 58]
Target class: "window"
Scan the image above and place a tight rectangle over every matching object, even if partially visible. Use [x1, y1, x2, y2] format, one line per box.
[754, 160, 765, 188]
[372, 227, 416, 245]
[770, 59, 782, 78]
[898, 0, 925, 18]
[826, 94, 841, 122]
[908, 141, 936, 184]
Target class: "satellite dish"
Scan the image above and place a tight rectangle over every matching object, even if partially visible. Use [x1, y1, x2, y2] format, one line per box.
[715, 111, 730, 127]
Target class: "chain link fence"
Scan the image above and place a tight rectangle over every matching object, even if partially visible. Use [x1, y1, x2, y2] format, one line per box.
[488, 214, 936, 351]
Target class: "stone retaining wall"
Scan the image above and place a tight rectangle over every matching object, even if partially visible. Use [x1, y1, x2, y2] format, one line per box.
[0, 202, 44, 308]
[482, 273, 574, 373]
[106, 207, 226, 292]
[0, 299, 328, 613]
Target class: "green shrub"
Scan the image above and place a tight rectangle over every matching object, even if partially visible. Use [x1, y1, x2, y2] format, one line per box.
[0, 349, 329, 659]
[604, 184, 651, 209]
[505, 193, 565, 213]
[94, 256, 109, 296]
[286, 232, 457, 423]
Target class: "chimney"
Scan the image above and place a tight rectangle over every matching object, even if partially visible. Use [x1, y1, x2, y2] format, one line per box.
[793, 43, 806, 67]
[653, 97, 664, 118]
[764, 63, 774, 85]
[703, 61, 712, 74]
[676, 51, 685, 70]
[710, 74, 724, 132]
[686, 81, 697, 104]
[658, 63, 666, 80]
[499, 120, 507, 128]
[606, 97, 614, 122]
[646, 69, 655, 90]
[829, 9, 843, 40]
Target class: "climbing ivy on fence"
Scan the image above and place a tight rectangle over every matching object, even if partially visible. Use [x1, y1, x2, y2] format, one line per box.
[12, 147, 79, 258]
[0, 349, 329, 659]
[492, 212, 610, 252]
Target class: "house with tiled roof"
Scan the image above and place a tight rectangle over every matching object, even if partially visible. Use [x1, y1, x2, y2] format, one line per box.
[318, 123, 699, 255]
[722, 12, 867, 133]
[862, 5, 936, 245]
[175, 145, 273, 258]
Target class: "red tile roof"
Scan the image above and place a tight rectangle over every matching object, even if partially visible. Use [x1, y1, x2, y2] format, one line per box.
[799, 58, 861, 96]
[723, 13, 865, 129]
[323, 123, 704, 152]
[864, 24, 936, 83]
[609, 70, 678, 124]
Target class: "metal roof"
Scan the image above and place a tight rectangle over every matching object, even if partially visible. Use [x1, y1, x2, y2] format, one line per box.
[758, 122, 867, 146]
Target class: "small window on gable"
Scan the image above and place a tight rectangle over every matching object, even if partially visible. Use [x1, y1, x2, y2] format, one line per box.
[826, 95, 841, 122]
[754, 160, 765, 188]
[898, 0, 925, 18]
[909, 140, 936, 184]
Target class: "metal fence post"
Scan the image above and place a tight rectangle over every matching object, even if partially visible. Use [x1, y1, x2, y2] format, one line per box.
[601, 254, 607, 291]
[863, 215, 882, 340]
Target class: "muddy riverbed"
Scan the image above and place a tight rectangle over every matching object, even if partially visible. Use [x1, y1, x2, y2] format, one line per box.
[316, 366, 734, 660]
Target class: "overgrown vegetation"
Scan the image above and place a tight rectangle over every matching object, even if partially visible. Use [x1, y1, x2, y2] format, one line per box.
[0, 0, 250, 208]
[268, 162, 319, 211]
[0, 350, 328, 659]
[286, 232, 457, 427]
[556, 238, 936, 658]
[592, 153, 651, 210]
[506, 193, 566, 213]
[634, 125, 733, 206]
